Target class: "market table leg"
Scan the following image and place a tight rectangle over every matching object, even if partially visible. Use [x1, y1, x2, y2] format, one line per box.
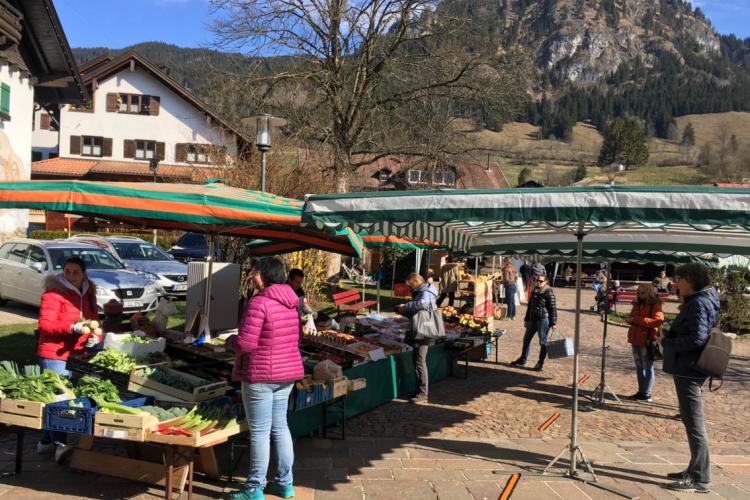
[494, 336, 500, 364]
[188, 458, 194, 500]
[164, 445, 174, 500]
[15, 427, 24, 474]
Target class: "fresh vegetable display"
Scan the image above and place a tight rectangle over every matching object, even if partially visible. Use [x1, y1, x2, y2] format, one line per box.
[153, 404, 239, 436]
[89, 349, 136, 374]
[75, 375, 121, 403]
[135, 366, 205, 392]
[0, 361, 76, 403]
[139, 405, 190, 422]
[92, 396, 145, 415]
[120, 335, 153, 344]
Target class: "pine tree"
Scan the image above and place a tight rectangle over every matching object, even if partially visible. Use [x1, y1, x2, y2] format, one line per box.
[574, 162, 587, 182]
[518, 167, 532, 186]
[598, 118, 649, 169]
[682, 123, 696, 146]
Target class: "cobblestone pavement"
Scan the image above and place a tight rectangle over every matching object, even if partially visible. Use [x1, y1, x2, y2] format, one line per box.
[0, 287, 748, 499]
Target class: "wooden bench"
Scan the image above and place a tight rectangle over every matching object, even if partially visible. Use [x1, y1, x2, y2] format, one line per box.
[331, 289, 377, 315]
[607, 290, 674, 310]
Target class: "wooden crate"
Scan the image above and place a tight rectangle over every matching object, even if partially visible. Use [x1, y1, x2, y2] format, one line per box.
[347, 378, 367, 393]
[93, 412, 159, 442]
[331, 377, 348, 398]
[129, 366, 227, 402]
[147, 419, 246, 447]
[0, 399, 45, 429]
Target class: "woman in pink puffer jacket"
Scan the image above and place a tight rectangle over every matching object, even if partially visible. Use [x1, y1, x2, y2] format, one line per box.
[227, 257, 303, 500]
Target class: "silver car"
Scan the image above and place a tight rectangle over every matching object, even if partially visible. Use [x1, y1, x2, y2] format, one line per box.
[0, 238, 161, 313]
[68, 235, 188, 298]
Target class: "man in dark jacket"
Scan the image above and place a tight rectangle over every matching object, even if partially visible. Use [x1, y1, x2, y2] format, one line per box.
[662, 263, 719, 494]
[511, 274, 557, 371]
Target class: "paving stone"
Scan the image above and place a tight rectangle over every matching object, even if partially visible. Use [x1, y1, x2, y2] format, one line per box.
[346, 467, 394, 480]
[362, 479, 437, 500]
[312, 480, 365, 500]
[401, 459, 442, 469]
[718, 464, 750, 476]
[713, 455, 750, 465]
[438, 458, 500, 470]
[464, 479, 502, 500]
[710, 484, 750, 500]
[391, 468, 465, 481]
[363, 458, 403, 469]
[429, 480, 473, 500]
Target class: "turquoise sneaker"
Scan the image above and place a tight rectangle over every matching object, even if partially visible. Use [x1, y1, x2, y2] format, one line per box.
[265, 482, 295, 498]
[228, 487, 265, 500]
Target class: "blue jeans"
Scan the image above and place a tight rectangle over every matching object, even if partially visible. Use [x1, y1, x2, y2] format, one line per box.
[39, 358, 70, 445]
[504, 284, 517, 319]
[520, 318, 550, 365]
[240, 382, 295, 490]
[632, 346, 655, 396]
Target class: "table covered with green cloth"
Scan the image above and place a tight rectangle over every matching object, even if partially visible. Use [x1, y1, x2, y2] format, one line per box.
[289, 342, 455, 437]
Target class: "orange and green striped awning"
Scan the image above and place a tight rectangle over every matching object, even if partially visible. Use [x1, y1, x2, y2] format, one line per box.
[0, 180, 363, 256]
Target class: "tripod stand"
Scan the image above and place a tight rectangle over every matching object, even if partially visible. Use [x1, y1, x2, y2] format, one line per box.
[584, 289, 621, 407]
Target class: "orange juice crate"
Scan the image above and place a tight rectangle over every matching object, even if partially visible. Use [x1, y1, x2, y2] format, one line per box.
[331, 377, 348, 398]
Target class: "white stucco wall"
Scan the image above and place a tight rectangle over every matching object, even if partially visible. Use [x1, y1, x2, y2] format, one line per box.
[0, 62, 33, 241]
[59, 67, 238, 164]
[31, 107, 60, 159]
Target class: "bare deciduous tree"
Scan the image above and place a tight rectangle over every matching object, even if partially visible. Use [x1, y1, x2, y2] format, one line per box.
[210, 0, 528, 191]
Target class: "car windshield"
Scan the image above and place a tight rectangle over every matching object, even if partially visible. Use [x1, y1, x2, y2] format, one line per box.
[48, 248, 124, 271]
[179, 233, 206, 247]
[113, 242, 171, 261]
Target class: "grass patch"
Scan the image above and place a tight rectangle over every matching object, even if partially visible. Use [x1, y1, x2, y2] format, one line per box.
[0, 324, 38, 365]
[607, 310, 677, 328]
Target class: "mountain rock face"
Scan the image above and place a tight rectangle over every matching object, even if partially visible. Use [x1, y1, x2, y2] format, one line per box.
[476, 0, 721, 83]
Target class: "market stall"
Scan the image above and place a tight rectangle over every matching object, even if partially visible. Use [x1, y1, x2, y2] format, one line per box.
[302, 185, 750, 488]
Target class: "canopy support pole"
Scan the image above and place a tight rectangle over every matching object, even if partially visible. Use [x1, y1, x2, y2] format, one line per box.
[202, 233, 216, 332]
[544, 225, 596, 481]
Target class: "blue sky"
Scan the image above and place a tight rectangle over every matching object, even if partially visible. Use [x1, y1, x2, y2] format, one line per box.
[54, 0, 750, 51]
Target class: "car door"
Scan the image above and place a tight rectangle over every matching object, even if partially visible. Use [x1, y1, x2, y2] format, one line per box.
[2, 243, 29, 303]
[0, 243, 17, 301]
[23, 245, 49, 306]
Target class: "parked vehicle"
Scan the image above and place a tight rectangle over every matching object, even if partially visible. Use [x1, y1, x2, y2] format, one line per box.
[167, 232, 209, 262]
[0, 239, 162, 313]
[68, 235, 188, 298]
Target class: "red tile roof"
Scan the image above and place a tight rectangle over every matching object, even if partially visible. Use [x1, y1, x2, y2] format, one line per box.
[32, 157, 199, 180]
[714, 182, 750, 188]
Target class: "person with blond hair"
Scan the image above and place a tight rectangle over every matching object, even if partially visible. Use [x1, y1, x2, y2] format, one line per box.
[624, 283, 665, 402]
[395, 272, 443, 403]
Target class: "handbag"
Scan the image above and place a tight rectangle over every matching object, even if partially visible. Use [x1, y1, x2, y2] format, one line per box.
[545, 327, 574, 359]
[692, 326, 732, 391]
[411, 304, 446, 340]
[646, 341, 663, 361]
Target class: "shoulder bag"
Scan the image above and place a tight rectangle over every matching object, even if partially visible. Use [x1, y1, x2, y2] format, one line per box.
[645, 304, 663, 361]
[693, 325, 732, 391]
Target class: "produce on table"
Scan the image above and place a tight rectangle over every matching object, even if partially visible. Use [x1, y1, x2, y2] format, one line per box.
[121, 335, 153, 344]
[138, 405, 190, 422]
[153, 404, 239, 436]
[441, 306, 458, 317]
[92, 396, 145, 415]
[89, 349, 136, 374]
[0, 361, 76, 402]
[135, 366, 206, 392]
[75, 375, 121, 403]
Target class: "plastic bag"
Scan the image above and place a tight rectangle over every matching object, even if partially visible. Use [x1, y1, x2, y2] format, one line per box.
[152, 298, 178, 334]
[313, 359, 342, 381]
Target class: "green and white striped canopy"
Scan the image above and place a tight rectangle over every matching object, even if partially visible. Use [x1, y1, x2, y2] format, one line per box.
[303, 186, 750, 255]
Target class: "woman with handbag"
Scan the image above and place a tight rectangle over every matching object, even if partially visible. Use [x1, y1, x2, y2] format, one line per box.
[661, 263, 719, 494]
[624, 283, 664, 402]
[396, 273, 444, 404]
[511, 274, 557, 371]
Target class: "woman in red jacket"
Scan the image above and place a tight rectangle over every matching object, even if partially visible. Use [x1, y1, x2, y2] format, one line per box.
[624, 283, 664, 402]
[37, 256, 98, 454]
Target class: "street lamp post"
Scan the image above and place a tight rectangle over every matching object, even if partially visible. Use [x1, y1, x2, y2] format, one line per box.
[242, 113, 287, 192]
[149, 158, 159, 244]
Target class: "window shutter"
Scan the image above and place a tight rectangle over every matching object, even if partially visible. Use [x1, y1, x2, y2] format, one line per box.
[156, 142, 165, 160]
[69, 135, 81, 155]
[175, 143, 186, 162]
[40, 113, 51, 130]
[123, 139, 135, 158]
[106, 93, 117, 112]
[102, 138, 113, 157]
[0, 83, 10, 115]
[148, 95, 160, 116]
